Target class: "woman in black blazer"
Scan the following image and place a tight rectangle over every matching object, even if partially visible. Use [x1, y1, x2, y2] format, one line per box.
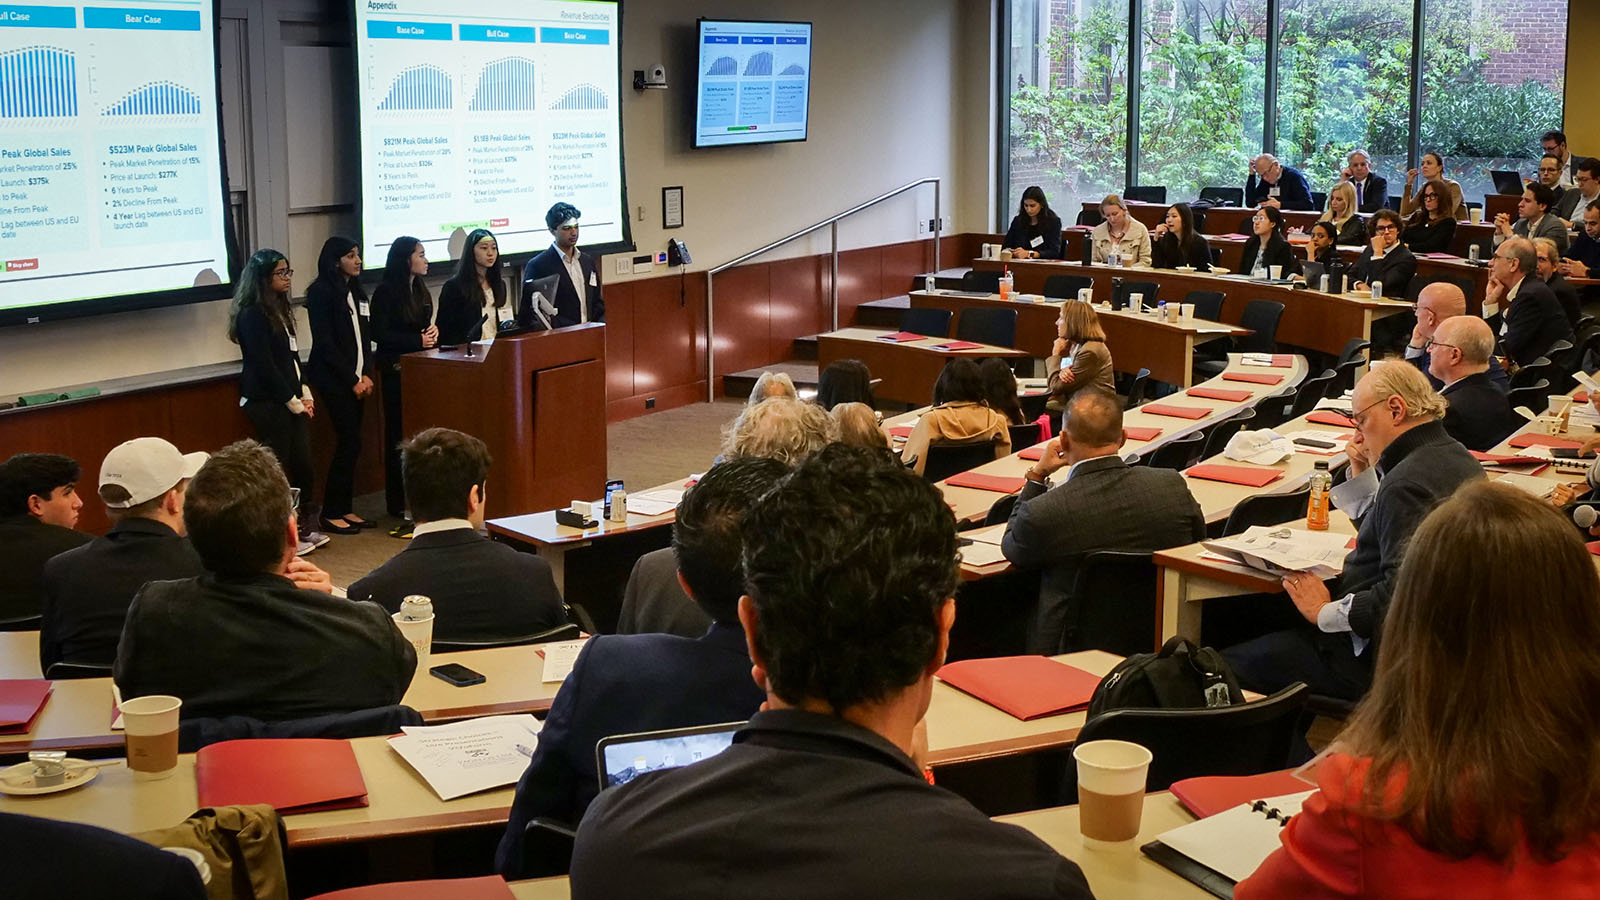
[1239, 206, 1298, 277]
[1002, 185, 1064, 259]
[306, 236, 375, 535]
[228, 248, 321, 548]
[1151, 202, 1213, 269]
[437, 229, 509, 344]
[370, 236, 437, 529]
[1401, 178, 1459, 254]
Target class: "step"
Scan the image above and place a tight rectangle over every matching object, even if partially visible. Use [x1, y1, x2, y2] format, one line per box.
[722, 361, 820, 400]
[856, 294, 909, 329]
[915, 267, 971, 292]
[792, 334, 818, 361]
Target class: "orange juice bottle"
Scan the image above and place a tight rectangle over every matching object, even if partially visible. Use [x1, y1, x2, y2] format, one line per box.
[1306, 460, 1331, 531]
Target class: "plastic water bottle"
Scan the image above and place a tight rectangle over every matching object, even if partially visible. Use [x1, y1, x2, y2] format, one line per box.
[1157, 301, 1169, 321]
[924, 274, 935, 294]
[399, 594, 434, 622]
[1306, 460, 1332, 531]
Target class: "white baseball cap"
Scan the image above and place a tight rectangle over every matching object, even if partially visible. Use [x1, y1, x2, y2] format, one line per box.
[99, 438, 208, 508]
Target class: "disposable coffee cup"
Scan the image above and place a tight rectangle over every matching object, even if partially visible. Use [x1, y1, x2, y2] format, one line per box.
[393, 611, 435, 670]
[1077, 288, 1093, 304]
[121, 695, 182, 781]
[1129, 292, 1144, 313]
[1269, 264, 1283, 280]
[1470, 207, 1483, 224]
[1181, 302, 1196, 321]
[1074, 739, 1152, 847]
[1548, 394, 1572, 416]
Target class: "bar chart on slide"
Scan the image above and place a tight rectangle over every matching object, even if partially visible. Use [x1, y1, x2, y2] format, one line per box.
[378, 64, 454, 111]
[468, 57, 537, 111]
[550, 83, 608, 111]
[102, 81, 203, 116]
[695, 20, 811, 147]
[0, 45, 79, 117]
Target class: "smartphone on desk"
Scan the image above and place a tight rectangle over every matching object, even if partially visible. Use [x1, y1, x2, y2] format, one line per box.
[1550, 447, 1595, 459]
[430, 663, 487, 687]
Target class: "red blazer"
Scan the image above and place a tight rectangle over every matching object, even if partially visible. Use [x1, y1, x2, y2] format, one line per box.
[1236, 753, 1600, 899]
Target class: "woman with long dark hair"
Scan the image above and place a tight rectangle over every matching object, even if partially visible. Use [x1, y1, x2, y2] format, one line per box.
[1239, 206, 1298, 277]
[901, 358, 1011, 476]
[305, 236, 374, 535]
[437, 229, 508, 344]
[371, 236, 437, 535]
[1402, 179, 1459, 254]
[816, 359, 874, 410]
[1151, 202, 1213, 269]
[1003, 186, 1064, 259]
[228, 248, 324, 552]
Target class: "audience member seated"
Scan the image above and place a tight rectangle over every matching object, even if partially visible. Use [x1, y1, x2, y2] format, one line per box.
[1542, 129, 1589, 187]
[1426, 317, 1513, 451]
[1351, 210, 1416, 297]
[902, 359, 1012, 476]
[1486, 237, 1573, 369]
[745, 371, 798, 406]
[1047, 300, 1116, 413]
[1239, 206, 1298, 278]
[1002, 392, 1205, 654]
[718, 397, 836, 467]
[815, 358, 874, 410]
[1536, 153, 1569, 207]
[1246, 153, 1314, 211]
[349, 428, 565, 642]
[1554, 157, 1600, 224]
[1563, 204, 1600, 277]
[569, 445, 1095, 900]
[495, 458, 783, 876]
[1494, 183, 1569, 255]
[1238, 483, 1600, 898]
[1090, 193, 1152, 267]
[1404, 282, 1509, 391]
[1318, 181, 1366, 245]
[1, 811, 206, 900]
[832, 402, 892, 450]
[1305, 221, 1340, 268]
[0, 453, 90, 622]
[115, 440, 416, 721]
[1339, 148, 1389, 214]
[1223, 364, 1482, 701]
[978, 357, 1027, 426]
[1003, 185, 1064, 260]
[40, 438, 207, 671]
[1150, 202, 1212, 270]
[1400, 178, 1458, 254]
[615, 549, 702, 639]
[1532, 236, 1582, 328]
[1400, 152, 1468, 221]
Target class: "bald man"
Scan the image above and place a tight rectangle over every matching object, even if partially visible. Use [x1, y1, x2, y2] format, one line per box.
[1403, 282, 1508, 391]
[1245, 154, 1314, 211]
[1427, 316, 1513, 451]
[1487, 237, 1573, 368]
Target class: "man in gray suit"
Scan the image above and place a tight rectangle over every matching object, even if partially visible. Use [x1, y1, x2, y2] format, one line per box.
[1493, 183, 1569, 255]
[1553, 158, 1600, 225]
[1002, 391, 1206, 654]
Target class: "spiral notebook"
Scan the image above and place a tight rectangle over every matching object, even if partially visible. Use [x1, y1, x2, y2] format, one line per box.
[1141, 789, 1314, 898]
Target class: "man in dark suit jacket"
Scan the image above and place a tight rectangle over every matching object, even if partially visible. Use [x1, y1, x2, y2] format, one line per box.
[521, 202, 603, 328]
[495, 457, 786, 878]
[1404, 282, 1510, 391]
[1341, 149, 1389, 214]
[349, 428, 566, 642]
[614, 547, 708, 638]
[1246, 153, 1315, 210]
[1003, 391, 1206, 654]
[1488, 237, 1574, 368]
[1351, 210, 1415, 298]
[1427, 317, 1513, 451]
[115, 440, 415, 721]
[1532, 236, 1583, 327]
[568, 446, 1093, 899]
[1552, 158, 1599, 224]
[0, 453, 90, 623]
[2, 812, 206, 900]
[1225, 365, 1483, 700]
[42, 438, 208, 672]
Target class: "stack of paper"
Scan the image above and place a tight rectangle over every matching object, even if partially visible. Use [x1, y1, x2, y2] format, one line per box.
[1202, 526, 1352, 578]
[625, 488, 683, 517]
[540, 639, 589, 683]
[958, 523, 1009, 568]
[388, 715, 543, 801]
[1147, 790, 1315, 883]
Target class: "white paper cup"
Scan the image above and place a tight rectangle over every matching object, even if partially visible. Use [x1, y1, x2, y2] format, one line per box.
[393, 612, 435, 671]
[1470, 207, 1483, 224]
[1269, 265, 1283, 279]
[122, 695, 182, 780]
[1129, 292, 1145, 312]
[1077, 288, 1093, 304]
[1549, 395, 1572, 416]
[1074, 739, 1152, 847]
[1181, 302, 1196, 321]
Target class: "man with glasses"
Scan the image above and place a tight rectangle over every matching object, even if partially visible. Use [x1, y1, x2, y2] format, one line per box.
[1485, 237, 1573, 369]
[1404, 282, 1509, 391]
[1351, 209, 1415, 298]
[1532, 237, 1582, 328]
[1425, 317, 1513, 451]
[1535, 154, 1569, 208]
[1542, 130, 1590, 189]
[1246, 153, 1314, 211]
[1562, 204, 1600, 279]
[1554, 158, 1599, 225]
[1223, 364, 1482, 701]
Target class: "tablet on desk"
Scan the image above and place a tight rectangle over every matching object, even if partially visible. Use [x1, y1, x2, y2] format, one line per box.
[595, 721, 744, 791]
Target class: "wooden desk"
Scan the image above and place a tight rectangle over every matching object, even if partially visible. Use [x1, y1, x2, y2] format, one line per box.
[510, 878, 571, 899]
[925, 650, 1120, 766]
[908, 290, 1247, 388]
[1002, 792, 1214, 899]
[815, 328, 1030, 406]
[0, 631, 40, 678]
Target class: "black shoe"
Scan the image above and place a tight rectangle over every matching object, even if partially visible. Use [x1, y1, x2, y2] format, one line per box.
[320, 517, 361, 535]
[347, 516, 379, 530]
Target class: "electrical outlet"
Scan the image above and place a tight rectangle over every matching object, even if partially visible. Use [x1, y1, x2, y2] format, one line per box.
[917, 217, 928, 235]
[645, 397, 656, 409]
[614, 256, 631, 276]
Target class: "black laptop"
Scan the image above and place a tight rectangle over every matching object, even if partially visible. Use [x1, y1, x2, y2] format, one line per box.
[1490, 170, 1525, 195]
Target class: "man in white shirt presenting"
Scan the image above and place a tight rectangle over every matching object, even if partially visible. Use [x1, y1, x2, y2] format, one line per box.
[522, 202, 605, 327]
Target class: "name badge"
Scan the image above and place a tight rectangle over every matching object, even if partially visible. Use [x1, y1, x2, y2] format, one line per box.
[1269, 186, 1281, 197]
[588, 271, 598, 287]
[369, 340, 378, 354]
[359, 301, 370, 317]
[288, 334, 299, 353]
[1029, 235, 1045, 248]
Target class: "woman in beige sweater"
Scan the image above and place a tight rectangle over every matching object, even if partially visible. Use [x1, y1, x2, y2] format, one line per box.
[901, 358, 1011, 476]
[1047, 300, 1116, 412]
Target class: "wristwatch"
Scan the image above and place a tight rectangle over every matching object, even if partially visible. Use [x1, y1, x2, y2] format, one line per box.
[1025, 466, 1050, 485]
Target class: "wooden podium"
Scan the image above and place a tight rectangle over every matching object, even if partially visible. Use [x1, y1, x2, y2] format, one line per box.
[400, 324, 606, 518]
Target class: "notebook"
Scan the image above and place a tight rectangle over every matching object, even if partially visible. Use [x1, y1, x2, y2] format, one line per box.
[930, 340, 985, 351]
[1186, 464, 1285, 487]
[1508, 432, 1583, 450]
[195, 739, 368, 813]
[1222, 372, 1285, 386]
[304, 877, 515, 900]
[875, 331, 926, 343]
[888, 426, 914, 439]
[0, 680, 52, 735]
[943, 472, 1026, 493]
[1018, 446, 1045, 460]
[1141, 403, 1211, 420]
[935, 656, 1103, 720]
[1306, 410, 1355, 427]
[1142, 790, 1313, 891]
[1187, 387, 1251, 402]
[1169, 770, 1311, 819]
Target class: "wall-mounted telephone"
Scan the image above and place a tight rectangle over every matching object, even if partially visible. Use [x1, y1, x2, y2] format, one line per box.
[668, 238, 692, 267]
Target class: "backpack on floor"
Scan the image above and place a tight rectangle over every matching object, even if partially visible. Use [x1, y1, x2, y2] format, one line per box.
[1085, 636, 1243, 720]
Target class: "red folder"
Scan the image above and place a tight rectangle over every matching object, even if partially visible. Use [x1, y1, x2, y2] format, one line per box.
[1306, 410, 1355, 427]
[1576, 391, 1589, 403]
[1508, 433, 1583, 450]
[1123, 426, 1163, 441]
[875, 331, 926, 343]
[944, 472, 1026, 493]
[1141, 403, 1211, 420]
[936, 656, 1103, 720]
[306, 877, 515, 900]
[0, 680, 52, 734]
[1223, 372, 1285, 385]
[1266, 354, 1294, 366]
[931, 340, 985, 351]
[196, 739, 368, 813]
[888, 426, 914, 439]
[1469, 450, 1549, 467]
[1170, 770, 1310, 818]
[1186, 387, 1252, 402]
[1186, 464, 1285, 487]
[1018, 447, 1045, 460]
[1588, 541, 1600, 557]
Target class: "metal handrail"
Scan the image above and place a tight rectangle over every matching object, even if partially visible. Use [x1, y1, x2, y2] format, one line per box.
[704, 177, 942, 401]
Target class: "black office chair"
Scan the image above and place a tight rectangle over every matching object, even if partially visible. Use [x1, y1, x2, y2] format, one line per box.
[44, 662, 113, 680]
[1063, 550, 1159, 655]
[956, 308, 1018, 348]
[1547, 339, 1577, 375]
[1309, 191, 1327, 211]
[921, 439, 1003, 483]
[179, 705, 424, 753]
[1184, 290, 1225, 323]
[432, 621, 584, 653]
[1333, 338, 1370, 392]
[1200, 408, 1257, 460]
[1060, 684, 1312, 801]
[1041, 274, 1093, 300]
[1113, 280, 1160, 311]
[962, 269, 1003, 294]
[1008, 423, 1043, 452]
[1510, 356, 1558, 391]
[1209, 246, 1223, 266]
[1220, 486, 1314, 536]
[1287, 369, 1340, 420]
[1145, 431, 1206, 470]
[1123, 367, 1152, 409]
[1236, 300, 1285, 353]
[1125, 185, 1167, 204]
[1577, 329, 1600, 373]
[899, 307, 953, 338]
[1076, 208, 1105, 228]
[1198, 186, 1243, 207]
[983, 492, 1019, 527]
[0, 615, 41, 632]
[1506, 379, 1551, 430]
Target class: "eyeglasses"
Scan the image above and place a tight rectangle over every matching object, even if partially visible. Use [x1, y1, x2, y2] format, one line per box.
[1424, 338, 1459, 353]
[1374, 224, 1398, 234]
[272, 269, 294, 279]
[1349, 396, 1393, 428]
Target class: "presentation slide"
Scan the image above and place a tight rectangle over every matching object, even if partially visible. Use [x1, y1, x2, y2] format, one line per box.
[0, 1, 232, 324]
[353, 0, 626, 263]
[694, 20, 811, 149]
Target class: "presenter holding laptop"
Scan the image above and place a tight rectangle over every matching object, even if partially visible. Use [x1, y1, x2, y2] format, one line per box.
[523, 202, 605, 327]
[371, 236, 437, 535]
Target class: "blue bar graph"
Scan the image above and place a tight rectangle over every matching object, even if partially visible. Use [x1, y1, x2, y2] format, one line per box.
[377, 64, 453, 111]
[551, 83, 607, 111]
[743, 52, 773, 76]
[468, 57, 535, 111]
[0, 45, 77, 118]
[102, 80, 202, 116]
